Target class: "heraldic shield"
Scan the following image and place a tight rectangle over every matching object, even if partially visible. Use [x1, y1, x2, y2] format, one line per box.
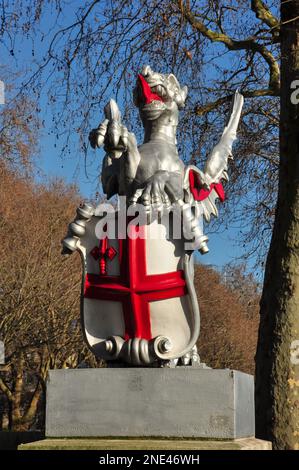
[63, 206, 199, 366]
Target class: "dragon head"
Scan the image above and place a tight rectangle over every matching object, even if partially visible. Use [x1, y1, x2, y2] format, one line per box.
[133, 65, 188, 123]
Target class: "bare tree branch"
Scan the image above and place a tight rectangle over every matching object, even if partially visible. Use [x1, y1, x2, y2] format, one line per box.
[177, 0, 280, 95]
[251, 0, 280, 36]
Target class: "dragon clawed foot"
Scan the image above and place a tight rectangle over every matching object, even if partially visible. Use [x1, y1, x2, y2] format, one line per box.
[129, 170, 182, 213]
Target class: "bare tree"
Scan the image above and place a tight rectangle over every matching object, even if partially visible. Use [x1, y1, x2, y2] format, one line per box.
[0, 0, 280, 264]
[255, 1, 299, 450]
[0, 166, 99, 430]
[0, 68, 39, 171]
[195, 264, 259, 374]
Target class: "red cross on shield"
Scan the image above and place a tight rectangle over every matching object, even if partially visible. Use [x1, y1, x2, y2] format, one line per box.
[85, 223, 187, 340]
[77, 215, 196, 363]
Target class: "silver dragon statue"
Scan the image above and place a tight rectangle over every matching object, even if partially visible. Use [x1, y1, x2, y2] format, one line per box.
[62, 65, 244, 367]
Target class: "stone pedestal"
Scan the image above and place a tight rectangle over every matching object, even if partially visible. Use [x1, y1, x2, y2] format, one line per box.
[19, 437, 272, 450]
[46, 368, 254, 439]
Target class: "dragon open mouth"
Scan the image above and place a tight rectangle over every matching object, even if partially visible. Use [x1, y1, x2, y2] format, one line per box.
[137, 74, 167, 120]
[138, 74, 165, 104]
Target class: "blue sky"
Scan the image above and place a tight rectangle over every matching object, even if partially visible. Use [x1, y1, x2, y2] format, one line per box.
[0, 1, 260, 277]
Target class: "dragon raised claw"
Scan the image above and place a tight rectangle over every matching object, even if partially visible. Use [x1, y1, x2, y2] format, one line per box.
[89, 65, 244, 253]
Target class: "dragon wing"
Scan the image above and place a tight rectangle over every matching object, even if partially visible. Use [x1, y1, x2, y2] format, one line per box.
[204, 90, 244, 185]
[184, 91, 244, 229]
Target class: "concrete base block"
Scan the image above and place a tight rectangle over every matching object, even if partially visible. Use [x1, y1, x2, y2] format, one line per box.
[46, 368, 254, 439]
[19, 437, 272, 451]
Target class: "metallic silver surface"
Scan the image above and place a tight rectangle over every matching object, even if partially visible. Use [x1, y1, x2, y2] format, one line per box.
[89, 67, 243, 252]
[76, 203, 95, 220]
[158, 338, 173, 353]
[62, 203, 94, 255]
[69, 219, 86, 237]
[62, 66, 243, 366]
[62, 236, 78, 252]
[204, 90, 244, 184]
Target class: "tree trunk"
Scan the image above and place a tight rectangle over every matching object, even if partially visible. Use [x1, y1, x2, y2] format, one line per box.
[255, 1, 299, 450]
[11, 353, 24, 430]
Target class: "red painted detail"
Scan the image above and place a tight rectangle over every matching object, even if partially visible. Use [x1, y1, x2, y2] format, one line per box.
[107, 246, 117, 260]
[90, 246, 100, 260]
[84, 223, 187, 340]
[189, 169, 225, 202]
[138, 74, 164, 105]
[90, 238, 117, 276]
[99, 237, 108, 275]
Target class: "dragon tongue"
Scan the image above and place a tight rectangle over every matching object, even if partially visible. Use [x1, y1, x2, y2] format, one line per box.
[138, 74, 164, 105]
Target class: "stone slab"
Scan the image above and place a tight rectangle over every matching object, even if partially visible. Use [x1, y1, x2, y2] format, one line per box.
[18, 437, 271, 451]
[46, 368, 254, 439]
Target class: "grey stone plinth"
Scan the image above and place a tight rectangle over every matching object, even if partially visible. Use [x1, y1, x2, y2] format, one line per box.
[46, 368, 254, 439]
[18, 437, 271, 451]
